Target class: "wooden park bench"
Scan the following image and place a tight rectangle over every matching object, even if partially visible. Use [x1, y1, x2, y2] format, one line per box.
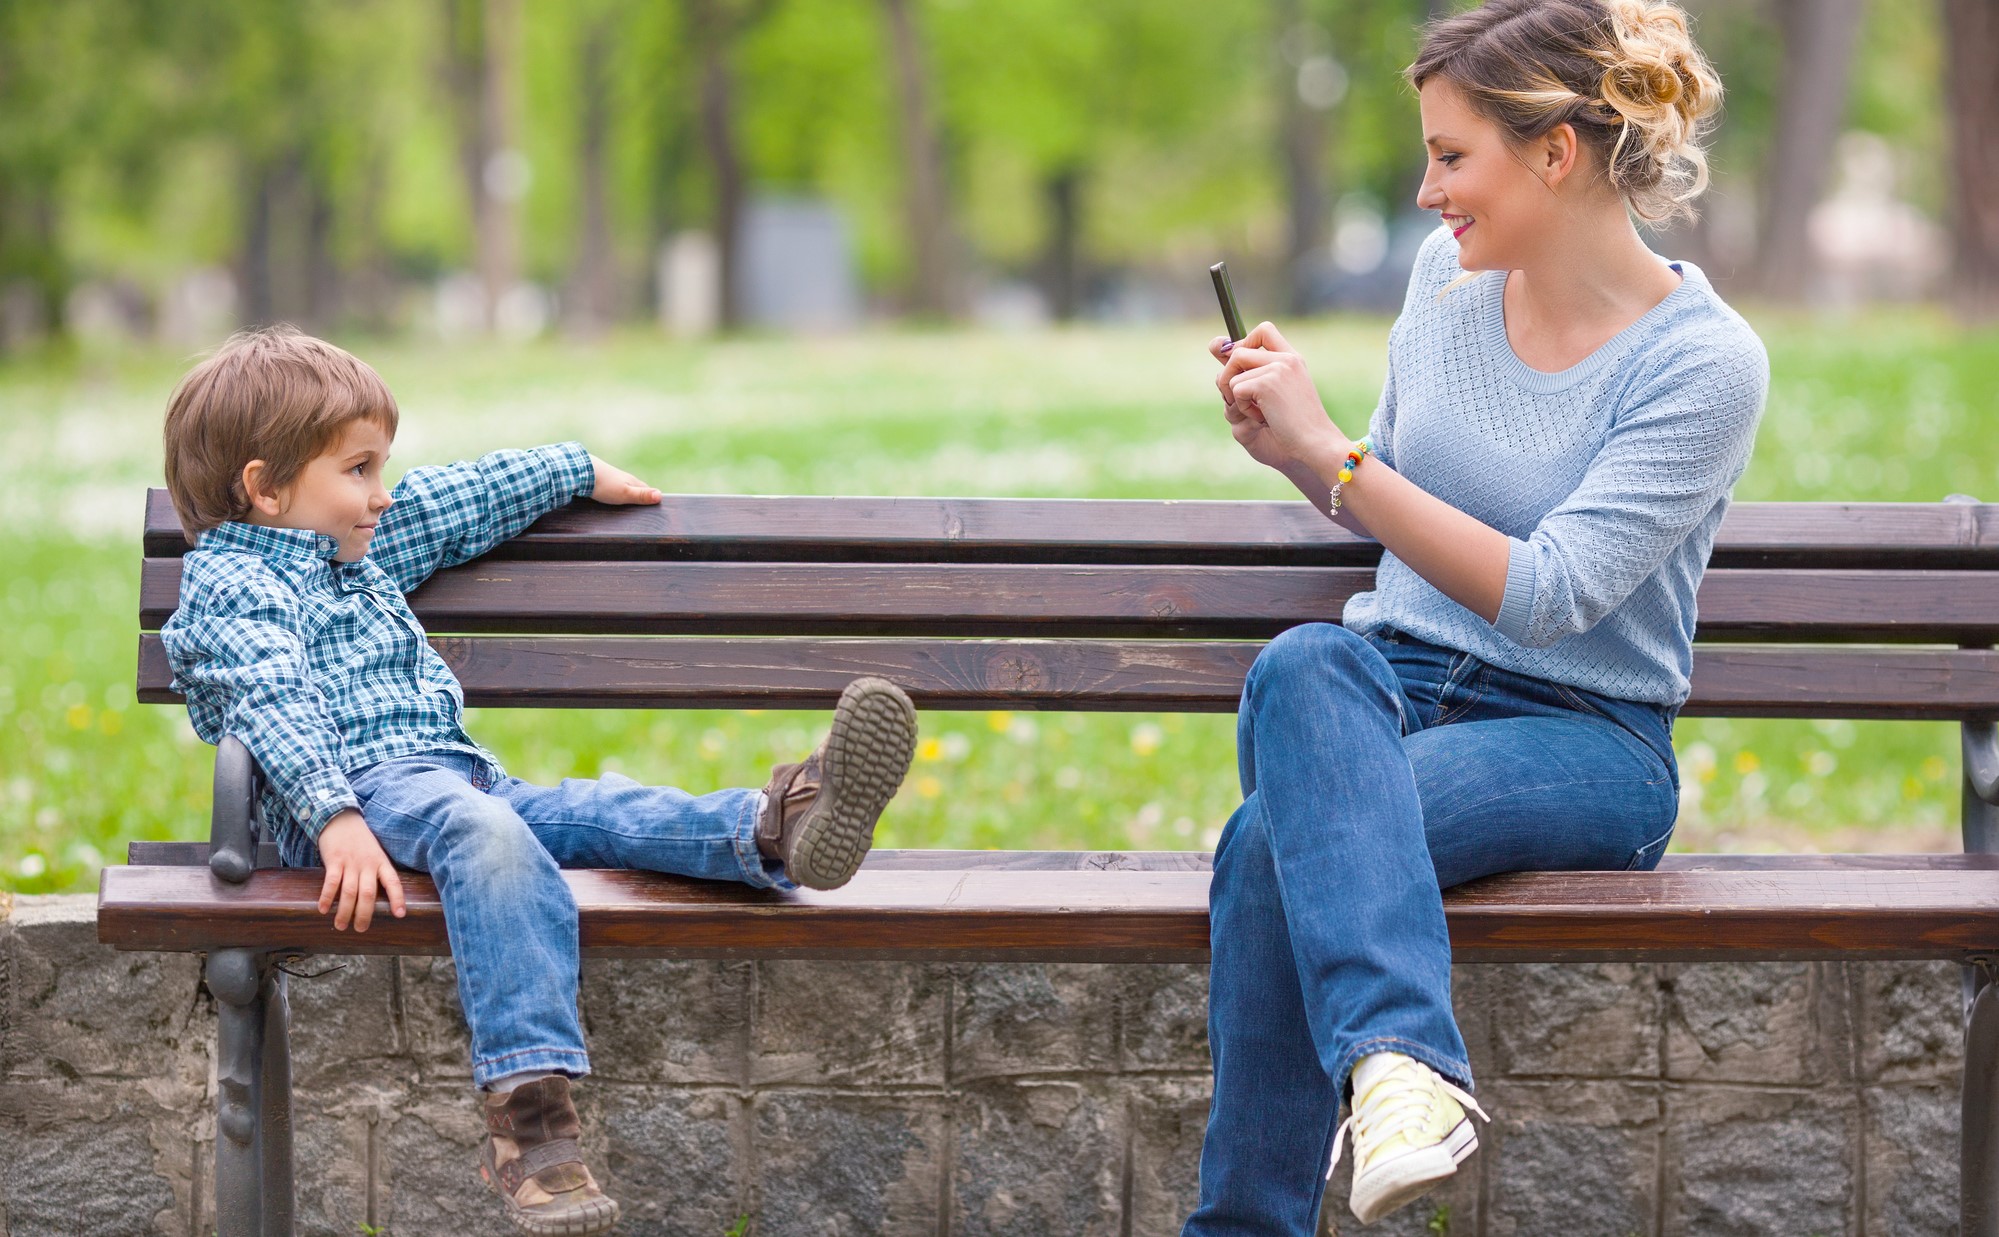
[103, 488, 1999, 1235]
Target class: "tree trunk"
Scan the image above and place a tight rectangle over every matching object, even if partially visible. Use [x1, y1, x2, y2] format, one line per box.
[568, 15, 617, 336]
[1041, 166, 1084, 321]
[881, 0, 959, 318]
[237, 160, 277, 326]
[1751, 0, 1865, 300]
[686, 0, 748, 328]
[1275, 0, 1330, 315]
[1944, 0, 1999, 320]
[478, 0, 522, 326]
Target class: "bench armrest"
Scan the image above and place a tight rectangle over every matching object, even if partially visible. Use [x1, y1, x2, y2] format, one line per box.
[210, 736, 268, 883]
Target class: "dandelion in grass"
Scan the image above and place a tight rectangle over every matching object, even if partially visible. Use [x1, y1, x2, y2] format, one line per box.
[1905, 776, 1925, 800]
[986, 711, 1013, 733]
[66, 703, 91, 730]
[1130, 723, 1164, 757]
[1683, 742, 1717, 784]
[1734, 750, 1760, 775]
[917, 737, 943, 762]
[1923, 756, 1948, 781]
[916, 775, 942, 799]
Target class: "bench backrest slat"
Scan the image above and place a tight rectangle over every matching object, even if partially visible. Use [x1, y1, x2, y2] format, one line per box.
[134, 635, 1999, 720]
[138, 558, 1999, 643]
[143, 490, 1999, 569]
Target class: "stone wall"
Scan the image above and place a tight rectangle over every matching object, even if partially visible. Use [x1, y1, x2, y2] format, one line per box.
[0, 894, 1967, 1237]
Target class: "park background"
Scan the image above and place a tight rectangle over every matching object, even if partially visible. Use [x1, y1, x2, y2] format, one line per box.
[1, 0, 1995, 895]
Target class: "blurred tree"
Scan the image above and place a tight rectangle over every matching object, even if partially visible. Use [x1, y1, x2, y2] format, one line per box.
[880, 0, 960, 318]
[441, 0, 524, 332]
[1751, 0, 1865, 299]
[684, 0, 782, 329]
[1943, 0, 1998, 320]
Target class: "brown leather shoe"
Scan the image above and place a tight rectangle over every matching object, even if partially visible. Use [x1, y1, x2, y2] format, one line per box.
[479, 1077, 620, 1236]
[757, 677, 917, 889]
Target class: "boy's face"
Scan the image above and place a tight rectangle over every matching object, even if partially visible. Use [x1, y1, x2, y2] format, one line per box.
[244, 418, 394, 562]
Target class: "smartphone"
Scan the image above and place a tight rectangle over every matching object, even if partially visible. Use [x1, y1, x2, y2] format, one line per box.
[1210, 261, 1246, 344]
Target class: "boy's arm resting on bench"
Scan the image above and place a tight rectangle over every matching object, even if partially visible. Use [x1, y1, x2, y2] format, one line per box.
[367, 441, 598, 594]
[160, 559, 358, 841]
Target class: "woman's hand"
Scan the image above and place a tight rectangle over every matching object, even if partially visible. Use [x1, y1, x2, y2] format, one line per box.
[1210, 322, 1350, 478]
[315, 809, 406, 933]
[589, 455, 664, 505]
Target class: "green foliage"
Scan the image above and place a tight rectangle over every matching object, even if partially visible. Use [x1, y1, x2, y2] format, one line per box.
[1427, 1202, 1452, 1235]
[1, 309, 1995, 892]
[724, 1215, 750, 1237]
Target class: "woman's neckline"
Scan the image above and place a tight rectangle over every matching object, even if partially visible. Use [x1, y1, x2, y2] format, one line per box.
[1478, 260, 1697, 394]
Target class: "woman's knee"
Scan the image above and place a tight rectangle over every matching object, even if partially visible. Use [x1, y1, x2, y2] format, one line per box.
[1246, 623, 1386, 702]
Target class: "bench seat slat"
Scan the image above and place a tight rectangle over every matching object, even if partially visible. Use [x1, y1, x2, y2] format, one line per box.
[144, 491, 1999, 569]
[96, 863, 1999, 963]
[135, 635, 1999, 719]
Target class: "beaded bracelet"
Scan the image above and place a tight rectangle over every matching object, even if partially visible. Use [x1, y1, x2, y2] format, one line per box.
[1328, 437, 1372, 514]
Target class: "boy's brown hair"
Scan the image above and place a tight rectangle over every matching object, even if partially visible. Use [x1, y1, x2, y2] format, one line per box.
[162, 325, 400, 543]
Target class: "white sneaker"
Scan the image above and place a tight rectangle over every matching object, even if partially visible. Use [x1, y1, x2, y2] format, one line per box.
[1329, 1052, 1488, 1225]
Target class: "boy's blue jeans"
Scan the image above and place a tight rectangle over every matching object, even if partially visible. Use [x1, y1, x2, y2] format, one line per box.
[275, 754, 781, 1089]
[1183, 623, 1679, 1236]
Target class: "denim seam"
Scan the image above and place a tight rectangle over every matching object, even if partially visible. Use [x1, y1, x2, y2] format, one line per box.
[1433, 667, 1490, 727]
[1334, 1035, 1475, 1098]
[731, 789, 782, 889]
[472, 1047, 591, 1088]
[1447, 773, 1677, 822]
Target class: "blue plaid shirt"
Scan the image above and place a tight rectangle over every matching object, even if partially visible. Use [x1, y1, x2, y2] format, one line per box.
[161, 442, 596, 839]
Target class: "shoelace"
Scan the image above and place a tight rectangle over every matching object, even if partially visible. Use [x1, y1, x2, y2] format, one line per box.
[1327, 1062, 1490, 1182]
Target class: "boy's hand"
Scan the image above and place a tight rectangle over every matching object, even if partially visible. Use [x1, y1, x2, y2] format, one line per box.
[315, 809, 407, 933]
[589, 455, 663, 506]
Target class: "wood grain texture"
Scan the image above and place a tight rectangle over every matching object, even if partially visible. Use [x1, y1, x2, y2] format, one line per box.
[135, 635, 1999, 718]
[140, 557, 1999, 642]
[144, 490, 1999, 568]
[96, 862, 1999, 962]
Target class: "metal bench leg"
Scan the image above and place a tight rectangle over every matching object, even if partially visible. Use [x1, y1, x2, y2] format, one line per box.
[260, 966, 296, 1235]
[1964, 718, 1999, 1235]
[209, 949, 294, 1237]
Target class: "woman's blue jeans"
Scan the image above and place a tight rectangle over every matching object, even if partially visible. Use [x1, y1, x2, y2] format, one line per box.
[1183, 623, 1679, 1236]
[274, 753, 778, 1089]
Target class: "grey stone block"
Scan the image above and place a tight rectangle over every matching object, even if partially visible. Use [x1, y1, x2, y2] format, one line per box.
[394, 955, 476, 1083]
[591, 1085, 745, 1237]
[1663, 1085, 1853, 1237]
[1480, 1080, 1655, 1237]
[1126, 1076, 1211, 1235]
[1490, 963, 1660, 1080]
[375, 1084, 495, 1234]
[282, 955, 405, 1088]
[1119, 964, 1211, 1073]
[1863, 1083, 1957, 1237]
[2, 897, 205, 1083]
[1665, 962, 1845, 1085]
[752, 961, 947, 1086]
[751, 1090, 945, 1236]
[952, 1080, 1122, 1237]
[951, 964, 1117, 1081]
[580, 959, 751, 1086]
[1857, 960, 1962, 1083]
[0, 1080, 182, 1236]
[285, 1089, 389, 1237]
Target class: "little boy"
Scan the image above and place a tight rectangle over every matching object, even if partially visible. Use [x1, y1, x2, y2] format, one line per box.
[158, 326, 918, 1235]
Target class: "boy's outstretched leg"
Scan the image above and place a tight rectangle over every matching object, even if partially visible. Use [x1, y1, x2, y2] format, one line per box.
[758, 676, 918, 889]
[480, 1076, 619, 1236]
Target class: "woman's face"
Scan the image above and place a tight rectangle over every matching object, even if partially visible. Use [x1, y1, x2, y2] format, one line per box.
[1415, 78, 1570, 272]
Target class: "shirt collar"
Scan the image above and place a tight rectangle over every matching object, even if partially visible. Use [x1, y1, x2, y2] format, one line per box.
[197, 521, 343, 562]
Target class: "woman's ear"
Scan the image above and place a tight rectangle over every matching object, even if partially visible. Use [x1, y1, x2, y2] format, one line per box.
[240, 459, 286, 519]
[1538, 122, 1582, 188]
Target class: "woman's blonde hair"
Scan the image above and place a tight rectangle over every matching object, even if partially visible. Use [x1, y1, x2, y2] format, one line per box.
[1407, 0, 1724, 225]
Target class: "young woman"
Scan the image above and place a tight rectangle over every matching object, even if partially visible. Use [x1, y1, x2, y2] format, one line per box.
[1184, 1, 1766, 1230]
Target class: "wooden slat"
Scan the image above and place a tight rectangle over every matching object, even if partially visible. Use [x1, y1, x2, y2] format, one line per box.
[144, 491, 1999, 568]
[136, 635, 1999, 718]
[95, 863, 1999, 962]
[139, 558, 1999, 642]
[117, 844, 1999, 874]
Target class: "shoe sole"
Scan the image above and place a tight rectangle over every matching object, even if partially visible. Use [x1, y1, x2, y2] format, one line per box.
[481, 1163, 622, 1236]
[787, 677, 918, 890]
[1349, 1118, 1477, 1225]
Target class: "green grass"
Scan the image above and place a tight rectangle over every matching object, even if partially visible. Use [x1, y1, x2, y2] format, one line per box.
[3, 310, 1996, 894]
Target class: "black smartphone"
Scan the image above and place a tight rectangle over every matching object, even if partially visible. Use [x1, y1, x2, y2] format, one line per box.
[1210, 261, 1246, 344]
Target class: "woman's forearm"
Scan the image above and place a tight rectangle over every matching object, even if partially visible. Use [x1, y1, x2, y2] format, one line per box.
[1317, 450, 1510, 624]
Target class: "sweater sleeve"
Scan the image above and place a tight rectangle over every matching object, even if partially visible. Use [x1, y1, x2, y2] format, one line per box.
[367, 442, 597, 593]
[1493, 332, 1768, 649]
[161, 559, 358, 838]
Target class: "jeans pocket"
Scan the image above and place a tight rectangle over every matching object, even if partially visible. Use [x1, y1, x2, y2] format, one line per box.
[1624, 824, 1676, 872]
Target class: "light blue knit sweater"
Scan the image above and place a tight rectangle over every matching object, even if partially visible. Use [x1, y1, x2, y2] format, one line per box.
[1341, 227, 1769, 708]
